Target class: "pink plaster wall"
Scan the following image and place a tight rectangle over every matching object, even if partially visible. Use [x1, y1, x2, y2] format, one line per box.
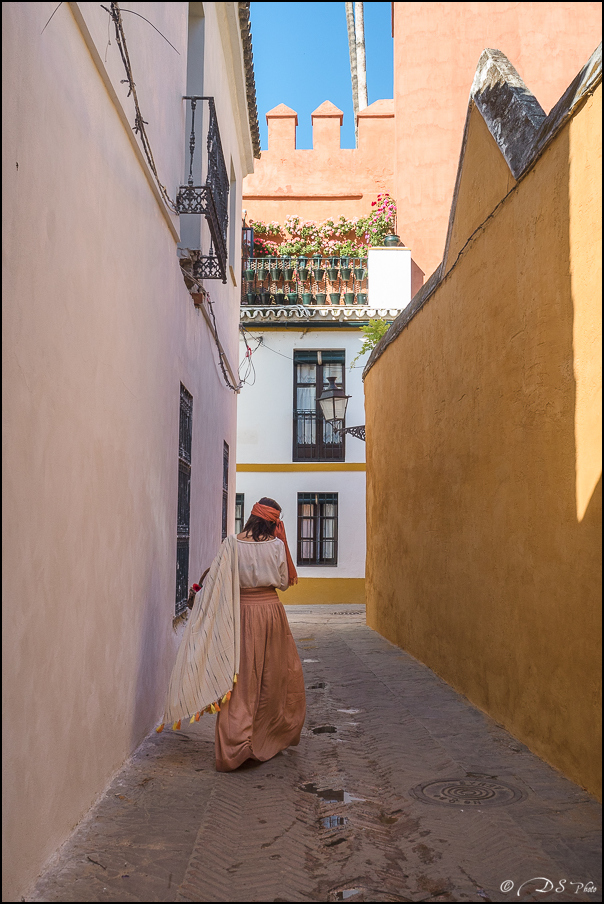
[393, 1, 602, 280]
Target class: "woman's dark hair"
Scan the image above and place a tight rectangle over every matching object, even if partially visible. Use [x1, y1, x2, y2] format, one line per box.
[241, 496, 282, 541]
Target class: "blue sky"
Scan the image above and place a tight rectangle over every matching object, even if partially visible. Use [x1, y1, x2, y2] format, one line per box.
[249, 2, 393, 150]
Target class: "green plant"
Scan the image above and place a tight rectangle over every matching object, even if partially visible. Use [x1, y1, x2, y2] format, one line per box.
[248, 195, 398, 259]
[354, 194, 397, 247]
[350, 318, 392, 368]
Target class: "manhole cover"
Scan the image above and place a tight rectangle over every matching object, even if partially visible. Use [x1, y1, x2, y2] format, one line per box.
[409, 778, 525, 806]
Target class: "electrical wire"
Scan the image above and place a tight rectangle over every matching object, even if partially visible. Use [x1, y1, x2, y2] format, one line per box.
[180, 265, 258, 393]
[101, 2, 179, 213]
[238, 325, 263, 386]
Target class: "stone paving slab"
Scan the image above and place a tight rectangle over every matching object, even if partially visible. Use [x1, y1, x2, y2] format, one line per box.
[26, 606, 601, 903]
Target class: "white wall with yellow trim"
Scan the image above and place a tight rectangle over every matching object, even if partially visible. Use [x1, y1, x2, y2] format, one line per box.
[236, 328, 369, 591]
[237, 329, 368, 463]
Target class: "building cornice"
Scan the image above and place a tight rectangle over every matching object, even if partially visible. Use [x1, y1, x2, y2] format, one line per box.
[238, 2, 261, 159]
[241, 305, 401, 327]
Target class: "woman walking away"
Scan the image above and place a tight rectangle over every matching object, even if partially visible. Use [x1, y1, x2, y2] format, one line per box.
[215, 497, 306, 771]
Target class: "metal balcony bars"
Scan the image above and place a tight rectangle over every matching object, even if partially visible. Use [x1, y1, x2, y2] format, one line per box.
[176, 97, 229, 283]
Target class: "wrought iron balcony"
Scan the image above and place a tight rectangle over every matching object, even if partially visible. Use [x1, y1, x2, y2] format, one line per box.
[176, 96, 229, 283]
[241, 255, 368, 308]
[293, 411, 345, 461]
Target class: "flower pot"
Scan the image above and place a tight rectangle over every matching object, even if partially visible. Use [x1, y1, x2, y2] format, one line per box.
[298, 257, 308, 267]
[339, 257, 349, 268]
[312, 269, 325, 282]
[353, 267, 365, 281]
[383, 234, 401, 247]
[257, 268, 268, 282]
[356, 292, 367, 305]
[327, 268, 339, 281]
[315, 293, 327, 305]
[298, 268, 310, 281]
[287, 292, 299, 304]
[329, 292, 341, 305]
[244, 292, 255, 305]
[340, 268, 352, 281]
[312, 256, 322, 267]
[269, 268, 282, 282]
[283, 267, 294, 281]
[344, 292, 355, 305]
[244, 268, 255, 281]
[273, 293, 286, 305]
[260, 292, 271, 304]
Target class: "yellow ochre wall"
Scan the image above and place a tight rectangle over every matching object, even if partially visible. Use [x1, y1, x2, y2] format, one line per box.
[277, 578, 365, 607]
[364, 85, 602, 798]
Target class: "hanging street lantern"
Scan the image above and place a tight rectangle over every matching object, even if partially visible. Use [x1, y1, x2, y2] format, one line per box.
[318, 376, 350, 423]
[318, 377, 366, 441]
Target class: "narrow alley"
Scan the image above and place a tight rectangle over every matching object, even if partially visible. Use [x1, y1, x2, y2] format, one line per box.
[27, 606, 601, 903]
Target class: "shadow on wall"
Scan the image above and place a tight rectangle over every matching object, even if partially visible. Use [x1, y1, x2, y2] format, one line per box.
[130, 536, 167, 747]
[364, 93, 602, 799]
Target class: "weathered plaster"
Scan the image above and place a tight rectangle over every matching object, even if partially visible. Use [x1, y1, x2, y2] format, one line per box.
[364, 47, 602, 798]
[2, 3, 254, 899]
[392, 1, 602, 279]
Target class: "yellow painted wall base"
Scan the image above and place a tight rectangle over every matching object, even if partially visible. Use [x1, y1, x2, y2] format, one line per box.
[277, 578, 365, 606]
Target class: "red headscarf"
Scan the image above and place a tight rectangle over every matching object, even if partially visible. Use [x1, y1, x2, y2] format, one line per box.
[250, 503, 298, 587]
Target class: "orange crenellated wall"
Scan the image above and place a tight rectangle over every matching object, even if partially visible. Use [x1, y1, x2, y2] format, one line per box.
[242, 99, 426, 295]
[393, 1, 603, 281]
[243, 98, 395, 225]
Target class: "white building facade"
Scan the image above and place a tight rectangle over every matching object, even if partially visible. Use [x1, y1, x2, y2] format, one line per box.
[2, 3, 258, 899]
[237, 248, 410, 605]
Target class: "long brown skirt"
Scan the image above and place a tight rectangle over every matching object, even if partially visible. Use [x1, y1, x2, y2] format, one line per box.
[215, 587, 306, 772]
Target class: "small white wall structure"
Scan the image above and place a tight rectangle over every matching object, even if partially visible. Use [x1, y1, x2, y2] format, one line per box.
[2, 4, 257, 899]
[367, 247, 412, 310]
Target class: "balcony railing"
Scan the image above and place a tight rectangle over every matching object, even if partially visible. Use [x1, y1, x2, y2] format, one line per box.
[293, 411, 344, 461]
[242, 255, 368, 307]
[176, 97, 229, 283]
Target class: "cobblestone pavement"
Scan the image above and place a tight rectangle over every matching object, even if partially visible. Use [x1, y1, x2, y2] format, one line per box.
[27, 606, 601, 903]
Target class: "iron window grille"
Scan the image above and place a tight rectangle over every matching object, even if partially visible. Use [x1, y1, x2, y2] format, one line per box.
[176, 385, 193, 616]
[222, 441, 230, 540]
[235, 493, 245, 535]
[293, 350, 345, 461]
[297, 493, 338, 566]
[176, 96, 229, 282]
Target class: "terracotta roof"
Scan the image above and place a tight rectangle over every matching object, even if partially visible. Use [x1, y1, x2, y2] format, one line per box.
[238, 2, 261, 159]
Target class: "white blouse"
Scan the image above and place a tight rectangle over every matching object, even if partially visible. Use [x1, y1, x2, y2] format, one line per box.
[237, 537, 289, 590]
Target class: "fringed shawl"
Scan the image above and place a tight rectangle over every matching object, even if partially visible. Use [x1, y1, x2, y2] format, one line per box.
[158, 535, 240, 731]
